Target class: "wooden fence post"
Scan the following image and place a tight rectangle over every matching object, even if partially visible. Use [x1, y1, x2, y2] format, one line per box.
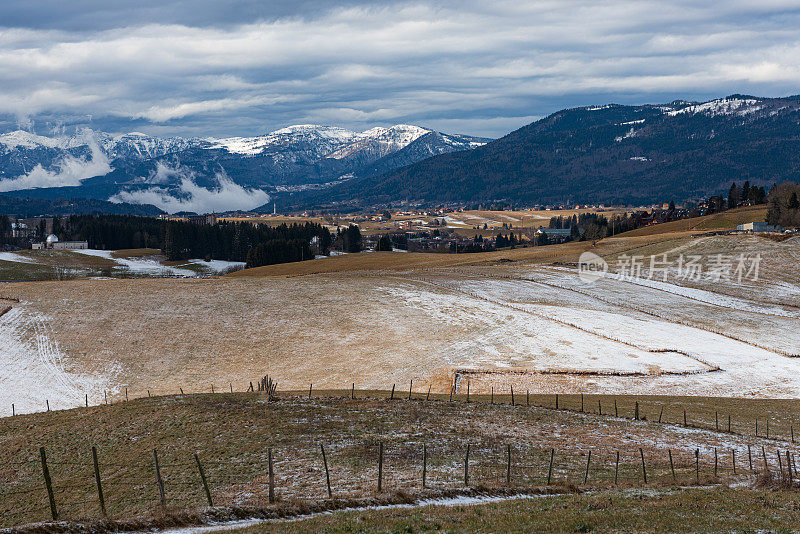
[634, 402, 639, 421]
[466, 381, 470, 403]
[658, 406, 663, 423]
[40, 447, 58, 520]
[92, 446, 107, 517]
[148, 390, 151, 398]
[715, 412, 718, 430]
[527, 390, 530, 406]
[351, 383, 355, 400]
[464, 444, 470, 486]
[669, 449, 676, 482]
[321, 444, 332, 498]
[491, 387, 494, 405]
[506, 444, 512, 484]
[409, 380, 413, 400]
[378, 442, 384, 492]
[427, 384, 431, 401]
[211, 384, 214, 394]
[547, 448, 555, 485]
[584, 450, 591, 484]
[555, 394, 559, 410]
[793, 426, 795, 444]
[125, 387, 128, 401]
[778, 450, 784, 480]
[614, 450, 620, 485]
[695, 449, 699, 484]
[194, 453, 213, 507]
[46, 399, 50, 412]
[614, 398, 618, 417]
[748, 444, 753, 472]
[511, 386, 515, 406]
[12, 403, 14, 416]
[767, 420, 769, 439]
[309, 383, 313, 399]
[755, 418, 758, 437]
[85, 394, 88, 408]
[230, 383, 233, 393]
[714, 448, 718, 478]
[422, 444, 427, 488]
[762, 446, 769, 474]
[268, 447, 275, 504]
[728, 414, 731, 433]
[683, 409, 687, 426]
[153, 449, 166, 509]
[390, 384, 395, 400]
[640, 448, 647, 484]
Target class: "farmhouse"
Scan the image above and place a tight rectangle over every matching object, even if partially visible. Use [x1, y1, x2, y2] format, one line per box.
[736, 221, 782, 232]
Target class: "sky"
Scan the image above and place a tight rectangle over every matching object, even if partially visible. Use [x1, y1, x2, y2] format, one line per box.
[2, 0, 800, 139]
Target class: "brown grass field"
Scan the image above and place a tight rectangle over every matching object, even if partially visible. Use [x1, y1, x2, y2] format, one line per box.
[3, 390, 800, 530]
[2, 207, 800, 532]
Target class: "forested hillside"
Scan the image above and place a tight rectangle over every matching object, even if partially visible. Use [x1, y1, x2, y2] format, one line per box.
[294, 95, 800, 207]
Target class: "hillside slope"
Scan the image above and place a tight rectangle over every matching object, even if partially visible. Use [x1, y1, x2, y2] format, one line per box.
[308, 95, 800, 207]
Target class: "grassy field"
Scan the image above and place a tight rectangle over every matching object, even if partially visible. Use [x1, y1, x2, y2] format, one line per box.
[232, 486, 800, 533]
[2, 391, 800, 530]
[619, 206, 768, 237]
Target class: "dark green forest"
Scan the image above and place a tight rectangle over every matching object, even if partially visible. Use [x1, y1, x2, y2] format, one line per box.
[52, 215, 333, 268]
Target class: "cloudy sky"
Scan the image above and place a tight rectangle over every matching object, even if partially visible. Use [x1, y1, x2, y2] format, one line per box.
[2, 0, 800, 139]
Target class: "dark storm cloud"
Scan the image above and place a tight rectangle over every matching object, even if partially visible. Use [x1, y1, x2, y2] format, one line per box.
[3, 1, 800, 138]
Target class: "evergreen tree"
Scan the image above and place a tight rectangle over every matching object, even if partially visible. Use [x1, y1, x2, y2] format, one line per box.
[376, 235, 392, 251]
[728, 182, 740, 210]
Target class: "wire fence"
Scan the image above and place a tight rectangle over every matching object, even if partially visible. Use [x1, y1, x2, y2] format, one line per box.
[2, 437, 797, 529]
[6, 386, 800, 528]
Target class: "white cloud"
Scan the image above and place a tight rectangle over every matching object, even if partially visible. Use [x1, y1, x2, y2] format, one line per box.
[109, 164, 270, 213]
[2, 1, 800, 137]
[0, 137, 111, 191]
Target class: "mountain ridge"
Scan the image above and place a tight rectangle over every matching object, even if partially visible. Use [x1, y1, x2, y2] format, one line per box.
[295, 95, 800, 208]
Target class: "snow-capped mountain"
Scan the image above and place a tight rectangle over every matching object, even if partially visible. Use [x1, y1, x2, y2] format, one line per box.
[0, 124, 489, 213]
[304, 94, 800, 207]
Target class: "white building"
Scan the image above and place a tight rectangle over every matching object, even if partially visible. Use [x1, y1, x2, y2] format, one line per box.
[32, 234, 88, 250]
[736, 222, 782, 232]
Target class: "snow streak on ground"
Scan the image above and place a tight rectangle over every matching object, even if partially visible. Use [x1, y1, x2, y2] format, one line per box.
[157, 493, 556, 534]
[0, 304, 117, 414]
[74, 249, 197, 276]
[187, 259, 246, 273]
[0, 252, 39, 264]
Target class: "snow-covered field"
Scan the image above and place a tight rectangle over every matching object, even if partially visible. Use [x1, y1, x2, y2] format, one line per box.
[0, 301, 117, 414]
[2, 232, 799, 411]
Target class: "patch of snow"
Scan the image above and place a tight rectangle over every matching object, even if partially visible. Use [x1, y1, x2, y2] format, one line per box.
[666, 97, 761, 117]
[0, 252, 39, 264]
[73, 249, 197, 277]
[0, 305, 117, 414]
[187, 259, 246, 273]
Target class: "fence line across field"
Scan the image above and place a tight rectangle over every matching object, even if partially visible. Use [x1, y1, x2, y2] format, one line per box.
[8, 380, 800, 447]
[5, 379, 800, 528]
[3, 437, 794, 527]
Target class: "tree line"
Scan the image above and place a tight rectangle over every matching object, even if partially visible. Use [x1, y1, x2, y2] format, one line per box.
[50, 214, 334, 268]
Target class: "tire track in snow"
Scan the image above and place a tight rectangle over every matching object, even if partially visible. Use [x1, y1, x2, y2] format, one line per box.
[397, 276, 720, 374]
[0, 303, 117, 414]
